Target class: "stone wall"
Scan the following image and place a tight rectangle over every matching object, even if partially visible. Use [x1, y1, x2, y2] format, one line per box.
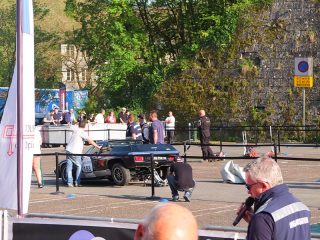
[239, 0, 320, 124]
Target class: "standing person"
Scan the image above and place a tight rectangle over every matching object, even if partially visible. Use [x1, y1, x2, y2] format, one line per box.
[149, 110, 164, 144]
[138, 113, 149, 144]
[134, 203, 198, 240]
[238, 157, 310, 240]
[66, 120, 101, 187]
[64, 108, 76, 125]
[126, 114, 142, 140]
[77, 111, 86, 123]
[167, 157, 195, 202]
[165, 111, 175, 144]
[105, 111, 117, 123]
[43, 109, 55, 125]
[33, 126, 43, 188]
[118, 107, 128, 124]
[53, 107, 63, 125]
[197, 109, 214, 161]
[95, 109, 105, 124]
[87, 113, 96, 123]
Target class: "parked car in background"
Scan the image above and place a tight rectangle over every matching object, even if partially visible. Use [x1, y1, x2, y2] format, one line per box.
[57, 140, 180, 186]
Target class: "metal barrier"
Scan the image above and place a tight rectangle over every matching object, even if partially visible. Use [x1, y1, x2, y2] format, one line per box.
[6, 214, 320, 239]
[36, 140, 320, 197]
[39, 124, 127, 146]
[9, 214, 248, 240]
[39, 124, 320, 148]
[0, 210, 2, 240]
[179, 124, 320, 145]
[39, 151, 169, 197]
[0, 210, 8, 240]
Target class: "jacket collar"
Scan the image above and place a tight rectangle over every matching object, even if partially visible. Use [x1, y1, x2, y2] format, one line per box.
[254, 184, 288, 212]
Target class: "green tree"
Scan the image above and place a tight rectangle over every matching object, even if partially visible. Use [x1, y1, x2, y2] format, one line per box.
[0, 1, 61, 88]
[0, 4, 16, 86]
[66, 0, 273, 125]
[65, 0, 162, 110]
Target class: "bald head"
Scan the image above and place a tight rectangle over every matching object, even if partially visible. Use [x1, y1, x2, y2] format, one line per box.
[199, 110, 205, 117]
[134, 203, 198, 240]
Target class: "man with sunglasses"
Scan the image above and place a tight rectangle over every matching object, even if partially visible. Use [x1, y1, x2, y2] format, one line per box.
[240, 157, 310, 240]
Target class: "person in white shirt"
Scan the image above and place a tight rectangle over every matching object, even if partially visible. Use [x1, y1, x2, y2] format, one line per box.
[165, 111, 175, 144]
[66, 120, 101, 187]
[95, 109, 105, 124]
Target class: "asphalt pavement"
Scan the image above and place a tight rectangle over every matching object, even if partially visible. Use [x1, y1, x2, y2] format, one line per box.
[26, 143, 320, 230]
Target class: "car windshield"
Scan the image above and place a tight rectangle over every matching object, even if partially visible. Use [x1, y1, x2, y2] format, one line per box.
[109, 140, 142, 147]
[86, 140, 143, 154]
[131, 144, 178, 153]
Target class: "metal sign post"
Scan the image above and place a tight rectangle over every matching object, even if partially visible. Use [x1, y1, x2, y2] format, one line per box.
[303, 89, 306, 139]
[294, 57, 313, 141]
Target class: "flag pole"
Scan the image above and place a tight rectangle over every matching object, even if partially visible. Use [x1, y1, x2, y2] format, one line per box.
[16, 0, 24, 217]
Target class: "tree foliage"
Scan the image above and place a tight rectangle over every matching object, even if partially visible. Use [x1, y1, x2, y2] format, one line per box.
[0, 4, 16, 86]
[0, 1, 61, 88]
[65, 0, 162, 111]
[66, 0, 275, 124]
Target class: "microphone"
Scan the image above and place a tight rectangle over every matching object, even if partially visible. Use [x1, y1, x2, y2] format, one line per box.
[232, 197, 254, 226]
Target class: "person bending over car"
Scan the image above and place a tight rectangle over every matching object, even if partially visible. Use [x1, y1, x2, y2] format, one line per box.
[66, 120, 101, 187]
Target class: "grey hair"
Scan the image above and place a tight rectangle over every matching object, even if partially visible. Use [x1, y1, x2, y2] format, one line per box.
[243, 157, 283, 187]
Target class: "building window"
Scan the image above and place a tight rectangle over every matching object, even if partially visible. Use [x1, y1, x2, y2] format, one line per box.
[80, 68, 86, 81]
[66, 69, 72, 81]
[67, 45, 75, 57]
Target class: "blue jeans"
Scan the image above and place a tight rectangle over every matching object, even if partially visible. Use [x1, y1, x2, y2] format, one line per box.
[66, 151, 82, 185]
[167, 175, 194, 198]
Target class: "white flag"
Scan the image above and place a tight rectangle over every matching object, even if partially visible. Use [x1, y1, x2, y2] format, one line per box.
[0, 0, 35, 214]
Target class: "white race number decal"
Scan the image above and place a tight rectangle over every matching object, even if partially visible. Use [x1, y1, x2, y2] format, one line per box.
[82, 156, 93, 173]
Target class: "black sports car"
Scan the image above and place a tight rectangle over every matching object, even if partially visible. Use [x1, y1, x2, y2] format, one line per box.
[57, 140, 180, 186]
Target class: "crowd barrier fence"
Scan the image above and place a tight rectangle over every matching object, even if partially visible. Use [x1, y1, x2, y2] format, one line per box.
[1, 212, 319, 239]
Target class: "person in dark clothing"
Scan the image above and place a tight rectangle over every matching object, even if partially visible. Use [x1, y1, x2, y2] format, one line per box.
[138, 113, 149, 144]
[77, 111, 86, 123]
[53, 107, 63, 125]
[63, 108, 76, 125]
[167, 158, 195, 202]
[43, 109, 55, 125]
[126, 114, 142, 140]
[197, 109, 214, 161]
[119, 107, 128, 124]
[239, 157, 310, 240]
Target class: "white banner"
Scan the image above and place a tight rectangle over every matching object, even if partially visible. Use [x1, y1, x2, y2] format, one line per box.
[0, 0, 35, 214]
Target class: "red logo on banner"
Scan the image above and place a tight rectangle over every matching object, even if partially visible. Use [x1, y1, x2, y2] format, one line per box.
[2, 125, 15, 156]
[2, 125, 35, 156]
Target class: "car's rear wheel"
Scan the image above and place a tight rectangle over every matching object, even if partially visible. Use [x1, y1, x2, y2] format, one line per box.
[111, 163, 131, 186]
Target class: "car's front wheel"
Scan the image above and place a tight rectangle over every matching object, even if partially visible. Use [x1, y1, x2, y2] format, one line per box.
[111, 163, 131, 186]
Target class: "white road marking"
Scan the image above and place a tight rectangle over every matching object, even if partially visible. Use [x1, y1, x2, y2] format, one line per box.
[49, 199, 155, 214]
[192, 205, 238, 213]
